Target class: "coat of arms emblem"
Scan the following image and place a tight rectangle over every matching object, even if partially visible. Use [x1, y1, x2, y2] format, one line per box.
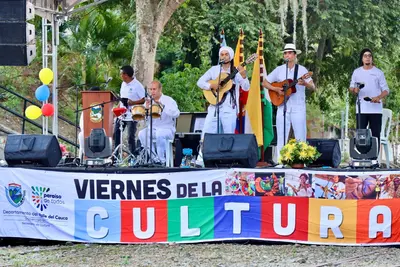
[5, 183, 25, 207]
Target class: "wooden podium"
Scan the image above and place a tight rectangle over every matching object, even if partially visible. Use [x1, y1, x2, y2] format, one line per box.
[81, 91, 116, 139]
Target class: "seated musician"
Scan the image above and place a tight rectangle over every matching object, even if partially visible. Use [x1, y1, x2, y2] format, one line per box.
[138, 80, 180, 165]
[196, 46, 249, 138]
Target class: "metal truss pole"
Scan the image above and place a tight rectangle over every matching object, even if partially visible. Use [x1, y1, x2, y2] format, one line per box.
[51, 14, 59, 137]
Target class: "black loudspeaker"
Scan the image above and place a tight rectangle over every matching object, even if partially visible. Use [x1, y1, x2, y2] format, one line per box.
[0, 0, 32, 21]
[0, 0, 36, 66]
[203, 134, 258, 168]
[0, 23, 35, 44]
[0, 45, 36, 66]
[5, 134, 62, 167]
[307, 139, 341, 168]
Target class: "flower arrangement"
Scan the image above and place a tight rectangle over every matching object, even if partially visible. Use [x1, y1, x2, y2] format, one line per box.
[279, 139, 321, 167]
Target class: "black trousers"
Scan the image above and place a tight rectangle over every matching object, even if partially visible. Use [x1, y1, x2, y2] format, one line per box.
[357, 113, 382, 153]
[113, 119, 138, 156]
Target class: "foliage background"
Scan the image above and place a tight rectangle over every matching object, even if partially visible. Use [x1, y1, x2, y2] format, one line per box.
[1, 0, 399, 139]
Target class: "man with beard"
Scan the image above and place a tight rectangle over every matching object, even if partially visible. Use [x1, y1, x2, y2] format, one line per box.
[197, 46, 249, 137]
[349, 48, 390, 154]
[262, 43, 315, 160]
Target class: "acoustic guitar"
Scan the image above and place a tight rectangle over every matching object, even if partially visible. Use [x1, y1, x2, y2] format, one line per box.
[203, 53, 258, 105]
[268, 72, 313, 106]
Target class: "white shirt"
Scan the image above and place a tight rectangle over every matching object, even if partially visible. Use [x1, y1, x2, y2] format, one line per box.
[119, 79, 145, 121]
[266, 64, 312, 111]
[350, 66, 389, 114]
[197, 65, 250, 111]
[151, 94, 180, 131]
[329, 182, 345, 199]
[297, 187, 313, 197]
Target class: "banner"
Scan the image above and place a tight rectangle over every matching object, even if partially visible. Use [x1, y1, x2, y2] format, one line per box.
[1, 167, 400, 245]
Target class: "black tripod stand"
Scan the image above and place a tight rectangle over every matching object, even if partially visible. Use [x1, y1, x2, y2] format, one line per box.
[133, 94, 164, 167]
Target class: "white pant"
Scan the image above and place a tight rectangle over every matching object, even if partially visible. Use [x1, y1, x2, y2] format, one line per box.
[276, 106, 307, 160]
[138, 127, 174, 163]
[78, 132, 84, 159]
[201, 105, 236, 139]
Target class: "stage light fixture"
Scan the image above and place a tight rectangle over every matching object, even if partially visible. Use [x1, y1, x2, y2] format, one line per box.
[84, 128, 112, 166]
[350, 129, 378, 168]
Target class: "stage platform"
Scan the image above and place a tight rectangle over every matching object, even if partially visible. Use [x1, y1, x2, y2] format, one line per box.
[1, 165, 400, 246]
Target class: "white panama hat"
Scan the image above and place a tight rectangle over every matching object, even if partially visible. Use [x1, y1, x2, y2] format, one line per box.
[282, 43, 302, 55]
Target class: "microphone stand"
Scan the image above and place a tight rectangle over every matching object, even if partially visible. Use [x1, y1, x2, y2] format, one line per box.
[148, 93, 154, 165]
[283, 60, 289, 146]
[355, 83, 362, 130]
[215, 61, 224, 134]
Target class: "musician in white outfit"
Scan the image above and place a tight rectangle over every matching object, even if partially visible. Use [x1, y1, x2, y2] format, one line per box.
[197, 46, 250, 138]
[138, 80, 180, 165]
[262, 43, 316, 161]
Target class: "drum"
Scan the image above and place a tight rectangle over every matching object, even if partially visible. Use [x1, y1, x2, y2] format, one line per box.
[112, 107, 127, 117]
[151, 104, 162, 119]
[131, 105, 146, 121]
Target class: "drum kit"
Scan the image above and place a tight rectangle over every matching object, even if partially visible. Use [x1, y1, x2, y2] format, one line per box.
[111, 101, 163, 167]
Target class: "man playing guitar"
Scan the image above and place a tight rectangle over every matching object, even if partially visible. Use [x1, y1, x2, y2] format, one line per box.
[262, 43, 316, 161]
[197, 46, 249, 138]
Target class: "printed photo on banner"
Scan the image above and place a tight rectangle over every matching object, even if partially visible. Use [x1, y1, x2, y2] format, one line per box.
[312, 174, 400, 200]
[313, 174, 346, 199]
[284, 173, 313, 197]
[380, 174, 400, 199]
[225, 171, 285, 196]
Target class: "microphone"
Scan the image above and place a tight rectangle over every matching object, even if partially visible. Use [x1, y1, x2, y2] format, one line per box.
[219, 60, 226, 64]
[120, 97, 129, 108]
[105, 77, 112, 89]
[283, 58, 289, 63]
[355, 82, 365, 89]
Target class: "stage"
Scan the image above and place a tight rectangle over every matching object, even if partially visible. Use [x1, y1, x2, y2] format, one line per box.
[1, 165, 400, 246]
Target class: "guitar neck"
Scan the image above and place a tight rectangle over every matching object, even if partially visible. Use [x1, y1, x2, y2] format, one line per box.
[289, 75, 307, 88]
[220, 62, 246, 86]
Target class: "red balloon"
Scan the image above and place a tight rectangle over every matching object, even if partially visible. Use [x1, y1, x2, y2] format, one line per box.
[41, 103, 54, 117]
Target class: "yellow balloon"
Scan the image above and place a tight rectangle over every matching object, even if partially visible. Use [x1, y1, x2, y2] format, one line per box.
[39, 68, 54, 85]
[25, 105, 42, 120]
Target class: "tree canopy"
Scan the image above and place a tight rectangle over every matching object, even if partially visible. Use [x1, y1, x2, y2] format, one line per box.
[1, 0, 400, 133]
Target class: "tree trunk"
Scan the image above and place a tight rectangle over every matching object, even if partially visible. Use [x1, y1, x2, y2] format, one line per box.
[313, 37, 326, 85]
[132, 0, 185, 87]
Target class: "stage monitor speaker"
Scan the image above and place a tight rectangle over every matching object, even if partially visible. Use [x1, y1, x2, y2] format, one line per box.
[4, 134, 62, 167]
[203, 133, 258, 168]
[307, 139, 341, 168]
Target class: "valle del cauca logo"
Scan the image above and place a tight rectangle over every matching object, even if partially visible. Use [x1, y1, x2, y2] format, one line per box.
[6, 183, 25, 207]
[31, 186, 50, 211]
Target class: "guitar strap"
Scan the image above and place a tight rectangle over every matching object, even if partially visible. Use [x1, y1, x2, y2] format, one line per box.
[216, 83, 235, 107]
[229, 83, 236, 108]
[294, 64, 299, 81]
